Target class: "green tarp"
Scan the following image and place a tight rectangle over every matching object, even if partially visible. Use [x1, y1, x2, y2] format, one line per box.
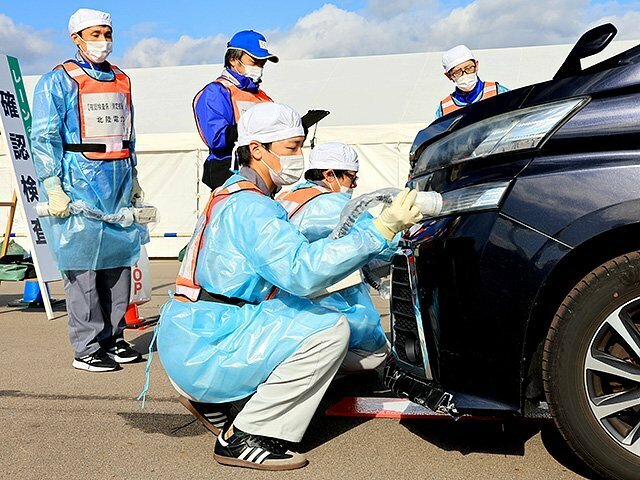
[0, 240, 36, 281]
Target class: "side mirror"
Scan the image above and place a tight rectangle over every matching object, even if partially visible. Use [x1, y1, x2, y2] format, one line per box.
[554, 23, 617, 79]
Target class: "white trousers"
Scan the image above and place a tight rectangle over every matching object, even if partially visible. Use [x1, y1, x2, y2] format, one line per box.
[233, 316, 349, 442]
[341, 340, 391, 372]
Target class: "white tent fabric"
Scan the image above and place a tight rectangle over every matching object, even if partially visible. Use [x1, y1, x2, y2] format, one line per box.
[1, 40, 637, 257]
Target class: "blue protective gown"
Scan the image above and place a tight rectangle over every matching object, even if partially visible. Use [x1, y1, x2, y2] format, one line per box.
[31, 56, 143, 271]
[434, 78, 510, 119]
[280, 182, 390, 352]
[157, 174, 390, 403]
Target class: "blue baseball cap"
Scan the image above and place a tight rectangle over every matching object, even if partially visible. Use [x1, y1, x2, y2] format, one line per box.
[227, 30, 279, 63]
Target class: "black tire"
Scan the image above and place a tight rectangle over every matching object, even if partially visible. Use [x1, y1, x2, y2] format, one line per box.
[543, 251, 640, 480]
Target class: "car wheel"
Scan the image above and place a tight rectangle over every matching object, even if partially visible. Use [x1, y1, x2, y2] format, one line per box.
[543, 251, 640, 480]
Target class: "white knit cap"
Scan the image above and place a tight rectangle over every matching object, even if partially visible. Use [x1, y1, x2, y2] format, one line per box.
[308, 142, 359, 172]
[442, 45, 476, 72]
[236, 103, 304, 148]
[68, 8, 112, 35]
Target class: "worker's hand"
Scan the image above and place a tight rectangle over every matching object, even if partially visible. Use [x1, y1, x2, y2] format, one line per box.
[43, 176, 70, 218]
[373, 188, 423, 240]
[131, 176, 145, 207]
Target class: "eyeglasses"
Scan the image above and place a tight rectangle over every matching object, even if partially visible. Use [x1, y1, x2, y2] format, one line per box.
[449, 62, 477, 79]
[343, 172, 358, 185]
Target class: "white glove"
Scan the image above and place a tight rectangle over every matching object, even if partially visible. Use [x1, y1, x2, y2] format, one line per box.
[131, 175, 144, 206]
[43, 177, 70, 218]
[373, 188, 423, 240]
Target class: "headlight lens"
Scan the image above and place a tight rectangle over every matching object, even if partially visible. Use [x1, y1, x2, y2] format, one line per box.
[413, 98, 587, 176]
[406, 181, 511, 237]
[439, 181, 510, 216]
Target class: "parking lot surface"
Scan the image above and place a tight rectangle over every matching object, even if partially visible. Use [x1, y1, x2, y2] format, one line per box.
[0, 261, 598, 479]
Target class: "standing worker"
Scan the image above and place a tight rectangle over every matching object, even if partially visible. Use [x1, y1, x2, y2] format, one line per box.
[31, 8, 145, 372]
[193, 30, 277, 190]
[159, 103, 423, 470]
[435, 45, 509, 119]
[277, 142, 391, 372]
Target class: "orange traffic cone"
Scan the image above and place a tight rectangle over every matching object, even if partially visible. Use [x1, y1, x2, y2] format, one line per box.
[124, 303, 144, 327]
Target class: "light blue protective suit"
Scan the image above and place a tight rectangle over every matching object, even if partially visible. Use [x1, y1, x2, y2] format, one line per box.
[30, 58, 144, 271]
[157, 174, 390, 403]
[280, 182, 391, 352]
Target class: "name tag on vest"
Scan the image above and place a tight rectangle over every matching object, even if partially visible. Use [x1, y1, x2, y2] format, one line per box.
[81, 92, 131, 143]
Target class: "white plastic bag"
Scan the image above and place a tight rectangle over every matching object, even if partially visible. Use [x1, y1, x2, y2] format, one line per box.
[130, 245, 152, 305]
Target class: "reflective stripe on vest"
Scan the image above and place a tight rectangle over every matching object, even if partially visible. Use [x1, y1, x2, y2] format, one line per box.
[175, 181, 264, 301]
[440, 81, 499, 117]
[276, 185, 332, 219]
[55, 61, 132, 160]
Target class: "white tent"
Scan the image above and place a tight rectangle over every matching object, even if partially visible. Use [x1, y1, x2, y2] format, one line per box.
[1, 40, 638, 257]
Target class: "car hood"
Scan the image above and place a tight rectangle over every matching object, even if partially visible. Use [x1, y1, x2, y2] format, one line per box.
[410, 44, 640, 167]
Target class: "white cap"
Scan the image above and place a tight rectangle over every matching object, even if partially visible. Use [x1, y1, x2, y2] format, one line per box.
[308, 142, 359, 172]
[68, 8, 112, 35]
[442, 45, 475, 72]
[236, 103, 304, 148]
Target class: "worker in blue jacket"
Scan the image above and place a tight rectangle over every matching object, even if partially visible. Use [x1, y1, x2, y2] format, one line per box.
[193, 30, 276, 189]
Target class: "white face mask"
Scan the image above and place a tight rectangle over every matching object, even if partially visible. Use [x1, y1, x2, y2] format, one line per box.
[240, 61, 264, 83]
[265, 150, 304, 186]
[340, 185, 354, 196]
[454, 73, 478, 92]
[329, 177, 354, 197]
[80, 40, 113, 64]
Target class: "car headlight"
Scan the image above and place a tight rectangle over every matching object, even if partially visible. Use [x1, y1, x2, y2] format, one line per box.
[413, 98, 587, 177]
[439, 181, 510, 216]
[406, 181, 511, 237]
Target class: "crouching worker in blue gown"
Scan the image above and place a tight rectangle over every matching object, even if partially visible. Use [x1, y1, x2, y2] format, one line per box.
[277, 142, 394, 372]
[156, 102, 423, 471]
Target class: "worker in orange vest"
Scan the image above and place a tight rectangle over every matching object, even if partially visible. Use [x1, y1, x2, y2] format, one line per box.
[193, 30, 276, 190]
[31, 8, 145, 372]
[435, 45, 509, 119]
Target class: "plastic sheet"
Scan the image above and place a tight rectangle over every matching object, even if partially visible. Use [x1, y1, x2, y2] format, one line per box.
[36, 201, 159, 229]
[37, 201, 133, 227]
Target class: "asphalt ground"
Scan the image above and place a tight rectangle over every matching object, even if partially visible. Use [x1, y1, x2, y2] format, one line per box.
[0, 260, 601, 480]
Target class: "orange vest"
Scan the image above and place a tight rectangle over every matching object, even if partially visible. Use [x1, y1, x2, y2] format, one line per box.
[56, 61, 132, 160]
[175, 181, 265, 302]
[440, 81, 498, 117]
[214, 77, 273, 121]
[277, 184, 331, 219]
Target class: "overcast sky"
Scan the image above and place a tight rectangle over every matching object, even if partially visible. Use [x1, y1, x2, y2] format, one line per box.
[1, 0, 640, 74]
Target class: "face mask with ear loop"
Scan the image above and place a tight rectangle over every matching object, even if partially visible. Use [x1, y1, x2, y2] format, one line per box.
[454, 73, 478, 92]
[327, 171, 354, 197]
[263, 146, 304, 186]
[76, 35, 113, 64]
[239, 61, 264, 83]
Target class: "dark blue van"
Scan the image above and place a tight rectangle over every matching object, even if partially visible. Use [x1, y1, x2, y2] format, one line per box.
[385, 24, 640, 480]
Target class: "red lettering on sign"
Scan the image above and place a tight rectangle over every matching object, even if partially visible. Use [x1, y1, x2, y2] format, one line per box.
[133, 268, 143, 282]
[134, 281, 142, 295]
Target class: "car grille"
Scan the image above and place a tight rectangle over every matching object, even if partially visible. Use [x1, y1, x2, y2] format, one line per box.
[391, 254, 424, 368]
